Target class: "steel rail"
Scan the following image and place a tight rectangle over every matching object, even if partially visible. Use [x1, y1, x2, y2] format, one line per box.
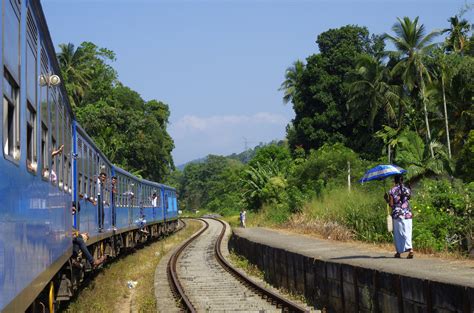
[213, 218, 309, 313]
[166, 218, 209, 313]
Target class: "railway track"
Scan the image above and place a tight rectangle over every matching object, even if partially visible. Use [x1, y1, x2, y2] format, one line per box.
[166, 218, 309, 312]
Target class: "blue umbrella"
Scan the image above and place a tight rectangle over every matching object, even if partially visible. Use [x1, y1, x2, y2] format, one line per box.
[359, 164, 406, 183]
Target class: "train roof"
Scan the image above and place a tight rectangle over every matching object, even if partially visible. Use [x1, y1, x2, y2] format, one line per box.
[140, 177, 176, 191]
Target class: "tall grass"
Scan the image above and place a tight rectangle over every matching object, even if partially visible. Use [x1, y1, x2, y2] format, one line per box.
[281, 187, 392, 242]
[247, 204, 291, 227]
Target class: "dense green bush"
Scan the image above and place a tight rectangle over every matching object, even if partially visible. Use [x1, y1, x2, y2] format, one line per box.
[291, 143, 369, 190]
[456, 130, 474, 182]
[411, 178, 473, 252]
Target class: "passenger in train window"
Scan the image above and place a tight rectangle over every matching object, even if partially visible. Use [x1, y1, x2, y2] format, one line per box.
[72, 201, 81, 215]
[50, 144, 64, 183]
[151, 192, 158, 219]
[27, 160, 37, 173]
[97, 171, 107, 232]
[51, 144, 63, 158]
[111, 176, 117, 230]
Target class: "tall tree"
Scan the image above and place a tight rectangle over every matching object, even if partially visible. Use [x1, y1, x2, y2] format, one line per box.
[59, 42, 174, 181]
[278, 60, 305, 104]
[348, 54, 401, 130]
[286, 25, 385, 158]
[443, 15, 471, 54]
[384, 17, 440, 158]
[57, 43, 92, 108]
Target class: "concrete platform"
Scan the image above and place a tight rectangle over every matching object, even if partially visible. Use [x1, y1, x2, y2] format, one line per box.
[230, 227, 474, 312]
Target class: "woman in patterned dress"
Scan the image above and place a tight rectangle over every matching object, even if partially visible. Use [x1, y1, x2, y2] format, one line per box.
[388, 175, 414, 259]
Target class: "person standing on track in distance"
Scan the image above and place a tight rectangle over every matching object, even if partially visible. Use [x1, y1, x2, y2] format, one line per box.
[240, 209, 247, 228]
[97, 171, 107, 232]
[388, 174, 414, 259]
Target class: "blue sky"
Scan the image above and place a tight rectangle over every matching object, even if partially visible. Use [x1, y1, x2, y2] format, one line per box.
[41, 0, 469, 165]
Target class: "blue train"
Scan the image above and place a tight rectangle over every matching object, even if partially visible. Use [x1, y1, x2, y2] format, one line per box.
[0, 1, 179, 312]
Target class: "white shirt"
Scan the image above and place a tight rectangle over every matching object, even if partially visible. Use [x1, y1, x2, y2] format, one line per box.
[96, 178, 101, 196]
[152, 196, 158, 207]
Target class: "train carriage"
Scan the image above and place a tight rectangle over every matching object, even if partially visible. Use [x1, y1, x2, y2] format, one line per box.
[0, 0, 74, 311]
[0, 1, 180, 312]
[73, 123, 114, 237]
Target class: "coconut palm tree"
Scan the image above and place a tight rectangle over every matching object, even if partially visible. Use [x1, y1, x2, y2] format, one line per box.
[395, 129, 451, 183]
[384, 17, 440, 158]
[443, 15, 471, 54]
[278, 60, 305, 104]
[431, 49, 461, 159]
[348, 54, 402, 130]
[57, 43, 93, 108]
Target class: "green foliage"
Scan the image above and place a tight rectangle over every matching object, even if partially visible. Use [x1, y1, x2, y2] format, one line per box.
[178, 155, 244, 214]
[443, 15, 472, 54]
[286, 25, 385, 158]
[291, 143, 367, 190]
[394, 129, 452, 182]
[242, 161, 288, 211]
[247, 143, 292, 171]
[411, 178, 473, 252]
[58, 42, 174, 181]
[456, 130, 474, 182]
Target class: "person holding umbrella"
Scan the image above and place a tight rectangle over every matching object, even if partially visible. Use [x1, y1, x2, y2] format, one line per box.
[387, 174, 414, 259]
[360, 164, 414, 259]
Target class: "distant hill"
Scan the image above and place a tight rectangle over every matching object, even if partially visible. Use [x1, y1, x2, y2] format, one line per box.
[176, 156, 206, 171]
[176, 140, 286, 170]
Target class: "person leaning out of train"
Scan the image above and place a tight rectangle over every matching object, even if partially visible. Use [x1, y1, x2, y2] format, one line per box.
[97, 171, 107, 232]
[72, 232, 106, 269]
[71, 202, 106, 269]
[78, 192, 97, 205]
[40, 144, 64, 179]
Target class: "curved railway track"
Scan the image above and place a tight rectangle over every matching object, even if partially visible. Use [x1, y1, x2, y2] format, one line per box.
[167, 218, 309, 312]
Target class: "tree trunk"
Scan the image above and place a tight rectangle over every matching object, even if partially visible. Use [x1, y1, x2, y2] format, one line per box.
[419, 72, 434, 158]
[441, 75, 452, 158]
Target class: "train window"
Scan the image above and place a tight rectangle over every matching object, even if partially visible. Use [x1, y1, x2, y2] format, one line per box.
[133, 183, 138, 207]
[26, 102, 37, 173]
[50, 91, 58, 185]
[4, 0, 20, 81]
[83, 144, 88, 197]
[41, 124, 48, 178]
[118, 176, 122, 207]
[58, 102, 64, 190]
[40, 48, 49, 179]
[66, 117, 72, 193]
[26, 31, 37, 106]
[89, 149, 94, 198]
[3, 70, 20, 162]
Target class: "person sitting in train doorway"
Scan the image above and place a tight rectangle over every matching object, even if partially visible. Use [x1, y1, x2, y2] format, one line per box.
[240, 209, 246, 228]
[71, 202, 106, 270]
[97, 171, 107, 232]
[136, 208, 148, 235]
[72, 232, 106, 270]
[111, 176, 118, 231]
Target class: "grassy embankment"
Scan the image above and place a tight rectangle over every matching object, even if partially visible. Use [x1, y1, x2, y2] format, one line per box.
[240, 181, 473, 257]
[64, 220, 201, 313]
